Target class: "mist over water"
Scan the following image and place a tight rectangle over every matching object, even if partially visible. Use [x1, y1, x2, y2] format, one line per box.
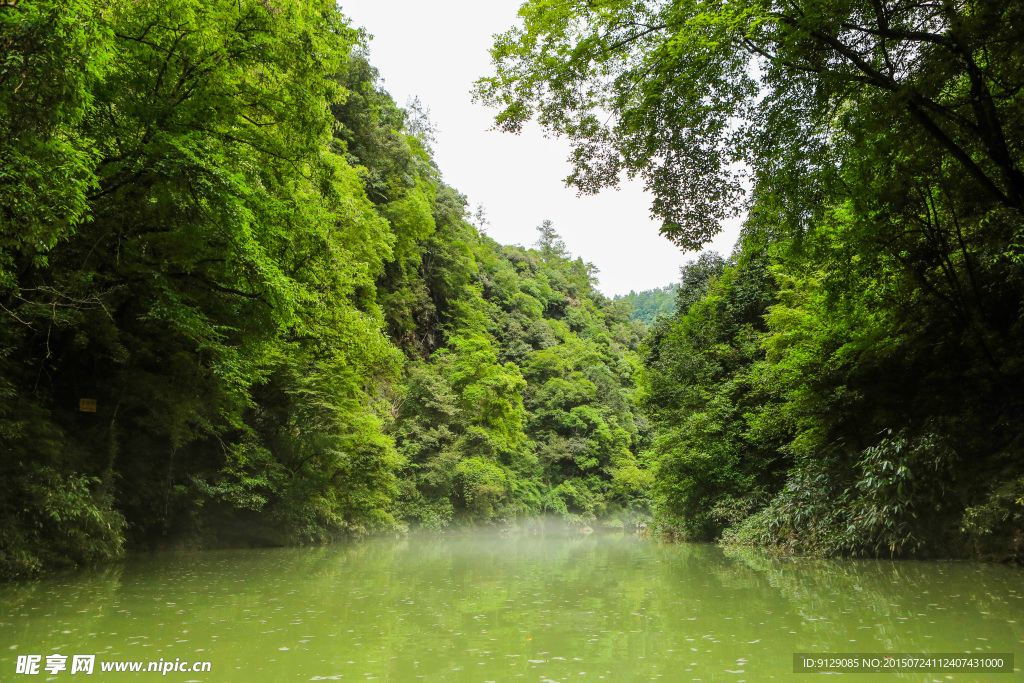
[1, 532, 1022, 681]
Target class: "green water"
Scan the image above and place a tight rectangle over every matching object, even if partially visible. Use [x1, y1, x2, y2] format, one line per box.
[1, 533, 1022, 682]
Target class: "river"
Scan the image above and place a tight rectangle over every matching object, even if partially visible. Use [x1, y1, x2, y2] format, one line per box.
[1, 532, 1022, 681]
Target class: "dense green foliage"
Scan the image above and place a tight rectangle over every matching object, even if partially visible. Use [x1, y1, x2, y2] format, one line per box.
[481, 0, 1024, 559]
[0, 0, 402, 577]
[0, 0, 651, 579]
[640, 252, 787, 540]
[615, 285, 678, 326]
[392, 231, 652, 529]
[5, 0, 1023, 578]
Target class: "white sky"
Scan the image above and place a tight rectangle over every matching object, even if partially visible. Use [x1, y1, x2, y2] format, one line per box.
[337, 0, 742, 297]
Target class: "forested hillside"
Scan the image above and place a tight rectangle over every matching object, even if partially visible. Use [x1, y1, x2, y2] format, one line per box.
[4, 0, 1023, 579]
[478, 0, 1024, 559]
[0, 0, 649, 579]
[616, 285, 678, 326]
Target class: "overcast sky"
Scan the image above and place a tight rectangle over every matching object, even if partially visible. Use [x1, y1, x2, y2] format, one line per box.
[337, 0, 742, 297]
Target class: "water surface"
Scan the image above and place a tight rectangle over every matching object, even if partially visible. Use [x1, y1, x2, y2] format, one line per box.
[1, 533, 1022, 681]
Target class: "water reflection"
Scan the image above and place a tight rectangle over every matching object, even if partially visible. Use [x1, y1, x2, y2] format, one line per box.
[1, 533, 1021, 681]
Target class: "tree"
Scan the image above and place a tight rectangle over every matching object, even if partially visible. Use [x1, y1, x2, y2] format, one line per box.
[0, 0, 112, 285]
[475, 0, 1024, 248]
[535, 219, 567, 260]
[0, 0, 412, 574]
